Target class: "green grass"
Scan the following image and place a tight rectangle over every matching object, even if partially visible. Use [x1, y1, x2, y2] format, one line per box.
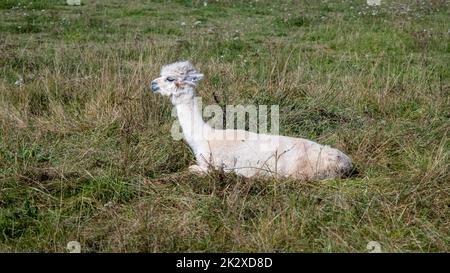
[0, 0, 449, 252]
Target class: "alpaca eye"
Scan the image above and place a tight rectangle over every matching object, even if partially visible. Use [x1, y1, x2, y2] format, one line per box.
[166, 77, 175, 82]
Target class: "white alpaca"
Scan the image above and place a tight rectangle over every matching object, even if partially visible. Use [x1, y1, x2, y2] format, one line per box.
[150, 61, 352, 180]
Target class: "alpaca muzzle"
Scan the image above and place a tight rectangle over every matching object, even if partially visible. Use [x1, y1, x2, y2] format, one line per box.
[151, 81, 160, 92]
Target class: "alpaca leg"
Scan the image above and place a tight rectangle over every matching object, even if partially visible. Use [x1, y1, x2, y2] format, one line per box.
[188, 164, 208, 175]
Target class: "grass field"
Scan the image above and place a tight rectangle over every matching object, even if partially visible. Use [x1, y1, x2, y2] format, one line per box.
[0, 0, 449, 252]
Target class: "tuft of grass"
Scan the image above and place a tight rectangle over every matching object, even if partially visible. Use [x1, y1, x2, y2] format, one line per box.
[0, 0, 449, 252]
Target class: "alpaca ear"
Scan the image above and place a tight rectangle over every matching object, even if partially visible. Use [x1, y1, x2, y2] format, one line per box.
[183, 73, 204, 83]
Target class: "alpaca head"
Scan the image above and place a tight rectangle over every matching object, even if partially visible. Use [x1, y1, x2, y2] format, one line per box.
[151, 61, 204, 105]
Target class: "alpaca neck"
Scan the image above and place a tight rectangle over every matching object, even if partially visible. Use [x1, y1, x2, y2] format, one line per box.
[176, 98, 210, 150]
